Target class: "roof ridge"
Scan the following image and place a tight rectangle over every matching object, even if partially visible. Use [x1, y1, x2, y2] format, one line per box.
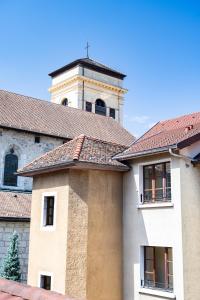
[73, 134, 85, 160]
[159, 110, 200, 124]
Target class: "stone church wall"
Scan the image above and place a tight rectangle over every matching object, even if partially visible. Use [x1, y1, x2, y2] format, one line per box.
[0, 128, 63, 191]
[0, 221, 30, 283]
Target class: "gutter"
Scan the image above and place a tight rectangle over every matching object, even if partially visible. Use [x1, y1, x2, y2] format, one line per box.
[115, 145, 177, 161]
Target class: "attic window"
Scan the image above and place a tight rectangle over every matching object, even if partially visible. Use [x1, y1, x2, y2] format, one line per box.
[35, 136, 40, 144]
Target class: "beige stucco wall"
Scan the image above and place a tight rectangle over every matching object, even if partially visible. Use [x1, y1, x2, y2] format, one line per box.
[180, 145, 200, 300]
[27, 171, 69, 294]
[28, 168, 123, 300]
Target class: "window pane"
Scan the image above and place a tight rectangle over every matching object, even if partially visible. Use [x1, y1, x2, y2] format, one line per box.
[168, 262, 173, 275]
[4, 153, 18, 186]
[166, 163, 171, 188]
[155, 164, 163, 189]
[145, 260, 154, 272]
[155, 247, 165, 287]
[145, 247, 154, 259]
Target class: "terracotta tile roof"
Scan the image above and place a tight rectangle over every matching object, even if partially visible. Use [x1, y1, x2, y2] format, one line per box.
[18, 135, 129, 175]
[0, 191, 31, 219]
[0, 279, 78, 300]
[116, 111, 200, 159]
[0, 89, 133, 147]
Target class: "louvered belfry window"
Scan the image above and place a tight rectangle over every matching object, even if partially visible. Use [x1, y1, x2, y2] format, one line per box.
[4, 150, 18, 186]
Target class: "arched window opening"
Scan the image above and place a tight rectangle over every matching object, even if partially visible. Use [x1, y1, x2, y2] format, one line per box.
[61, 98, 68, 106]
[4, 149, 18, 186]
[95, 99, 106, 116]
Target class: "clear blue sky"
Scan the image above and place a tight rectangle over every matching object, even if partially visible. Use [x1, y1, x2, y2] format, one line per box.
[0, 0, 200, 136]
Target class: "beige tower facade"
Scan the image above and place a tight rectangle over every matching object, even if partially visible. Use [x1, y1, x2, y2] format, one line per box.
[48, 58, 127, 124]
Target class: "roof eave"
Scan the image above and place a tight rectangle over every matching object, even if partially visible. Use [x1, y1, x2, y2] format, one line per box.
[115, 145, 177, 161]
[49, 60, 126, 80]
[18, 159, 129, 177]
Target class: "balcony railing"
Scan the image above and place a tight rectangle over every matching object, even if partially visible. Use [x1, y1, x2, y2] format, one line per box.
[141, 188, 171, 204]
[141, 279, 173, 292]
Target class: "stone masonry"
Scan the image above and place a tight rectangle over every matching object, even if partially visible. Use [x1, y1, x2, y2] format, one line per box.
[0, 221, 30, 283]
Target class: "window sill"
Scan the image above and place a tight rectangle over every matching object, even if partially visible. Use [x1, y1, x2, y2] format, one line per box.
[139, 288, 176, 299]
[137, 202, 174, 209]
[40, 225, 56, 232]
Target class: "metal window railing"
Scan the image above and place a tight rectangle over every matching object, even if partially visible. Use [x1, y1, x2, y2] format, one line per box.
[141, 279, 173, 292]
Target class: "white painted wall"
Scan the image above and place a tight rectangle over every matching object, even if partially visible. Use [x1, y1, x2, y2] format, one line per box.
[123, 153, 185, 300]
[0, 128, 63, 191]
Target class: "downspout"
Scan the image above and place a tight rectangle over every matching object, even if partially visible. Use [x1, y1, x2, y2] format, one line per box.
[169, 148, 196, 163]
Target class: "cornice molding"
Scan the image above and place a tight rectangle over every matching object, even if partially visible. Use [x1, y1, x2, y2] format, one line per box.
[49, 75, 128, 94]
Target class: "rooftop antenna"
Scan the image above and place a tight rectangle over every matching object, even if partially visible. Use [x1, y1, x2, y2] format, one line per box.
[85, 42, 90, 58]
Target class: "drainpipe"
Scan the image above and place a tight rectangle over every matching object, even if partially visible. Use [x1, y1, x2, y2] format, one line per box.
[169, 148, 196, 162]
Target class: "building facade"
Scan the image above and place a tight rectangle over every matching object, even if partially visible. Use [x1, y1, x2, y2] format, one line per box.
[0, 57, 131, 283]
[19, 111, 200, 300]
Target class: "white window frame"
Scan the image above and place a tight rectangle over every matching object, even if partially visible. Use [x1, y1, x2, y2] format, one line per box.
[38, 271, 53, 290]
[139, 246, 175, 298]
[137, 158, 173, 208]
[41, 192, 57, 231]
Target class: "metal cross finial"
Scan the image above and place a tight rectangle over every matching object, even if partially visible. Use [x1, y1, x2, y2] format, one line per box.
[85, 42, 90, 58]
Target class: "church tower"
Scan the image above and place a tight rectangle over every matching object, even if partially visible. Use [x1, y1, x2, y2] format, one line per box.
[48, 58, 127, 124]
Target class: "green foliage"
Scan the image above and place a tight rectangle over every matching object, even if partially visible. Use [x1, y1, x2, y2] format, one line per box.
[0, 231, 21, 281]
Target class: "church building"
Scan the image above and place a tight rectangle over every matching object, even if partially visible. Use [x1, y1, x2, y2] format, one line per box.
[0, 57, 133, 282]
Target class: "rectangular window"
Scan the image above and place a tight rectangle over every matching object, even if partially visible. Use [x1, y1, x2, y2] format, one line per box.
[40, 275, 51, 290]
[143, 162, 171, 203]
[142, 246, 173, 291]
[35, 136, 40, 143]
[43, 196, 55, 226]
[109, 108, 115, 119]
[86, 101, 92, 112]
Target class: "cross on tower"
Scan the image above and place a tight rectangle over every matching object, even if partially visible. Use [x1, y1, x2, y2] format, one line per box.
[85, 42, 90, 58]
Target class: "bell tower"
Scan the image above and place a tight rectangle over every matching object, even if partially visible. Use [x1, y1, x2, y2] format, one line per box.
[48, 58, 127, 124]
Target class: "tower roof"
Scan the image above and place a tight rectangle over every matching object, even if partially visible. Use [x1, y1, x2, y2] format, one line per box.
[49, 58, 126, 79]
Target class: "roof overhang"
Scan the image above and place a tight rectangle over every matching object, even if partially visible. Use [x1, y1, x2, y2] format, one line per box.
[49, 59, 126, 80]
[114, 145, 177, 161]
[18, 160, 130, 177]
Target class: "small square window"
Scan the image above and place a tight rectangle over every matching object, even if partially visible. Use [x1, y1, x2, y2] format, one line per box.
[43, 196, 55, 227]
[86, 101, 92, 112]
[40, 275, 51, 290]
[109, 108, 115, 119]
[35, 136, 40, 143]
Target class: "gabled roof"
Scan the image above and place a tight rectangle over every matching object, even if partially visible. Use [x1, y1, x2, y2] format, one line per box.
[49, 57, 126, 79]
[0, 279, 77, 300]
[0, 89, 133, 146]
[115, 111, 200, 160]
[0, 191, 31, 220]
[18, 135, 129, 176]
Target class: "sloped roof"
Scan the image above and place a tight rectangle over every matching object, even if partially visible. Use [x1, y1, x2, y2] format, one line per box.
[18, 135, 129, 176]
[0, 191, 31, 220]
[0, 89, 133, 146]
[49, 57, 126, 79]
[0, 279, 77, 300]
[116, 111, 200, 160]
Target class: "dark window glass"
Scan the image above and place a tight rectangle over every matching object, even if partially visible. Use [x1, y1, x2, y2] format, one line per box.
[109, 108, 115, 119]
[62, 98, 68, 106]
[143, 246, 173, 291]
[143, 162, 171, 203]
[4, 151, 18, 186]
[40, 275, 51, 290]
[95, 99, 106, 116]
[44, 196, 55, 226]
[86, 101, 92, 112]
[35, 136, 40, 143]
